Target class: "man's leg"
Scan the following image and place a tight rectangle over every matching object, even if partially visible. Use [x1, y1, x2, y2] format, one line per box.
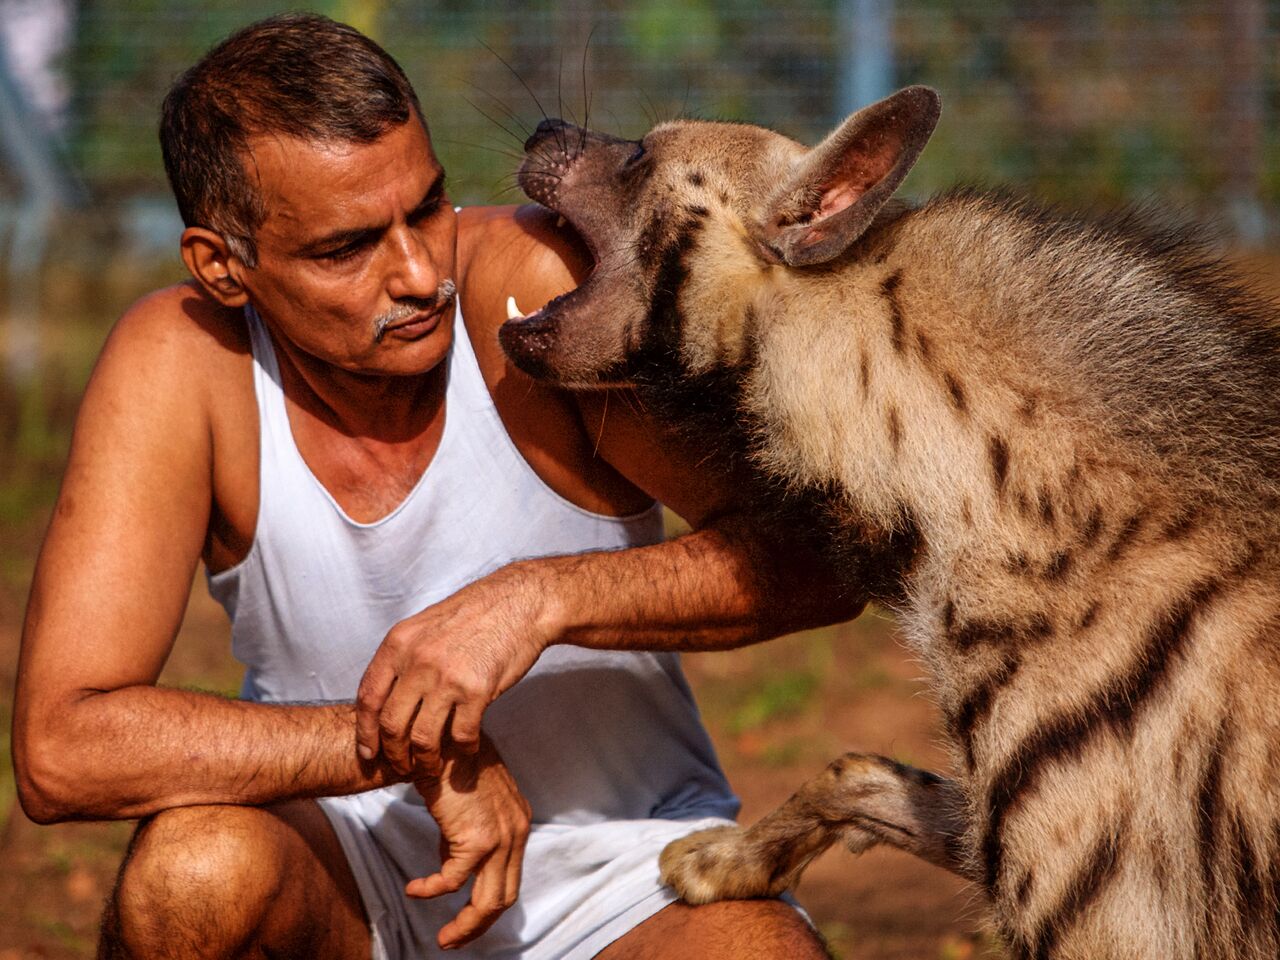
[594, 899, 831, 960]
[98, 799, 371, 960]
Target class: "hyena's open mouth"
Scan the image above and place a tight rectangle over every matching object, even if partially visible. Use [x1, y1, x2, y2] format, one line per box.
[502, 94, 945, 390]
[500, 117, 657, 388]
[499, 120, 591, 379]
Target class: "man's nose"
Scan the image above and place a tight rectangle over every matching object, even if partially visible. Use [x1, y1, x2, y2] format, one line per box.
[386, 225, 439, 301]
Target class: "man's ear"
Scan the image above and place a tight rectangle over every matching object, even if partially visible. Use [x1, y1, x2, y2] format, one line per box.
[758, 86, 941, 267]
[180, 227, 250, 307]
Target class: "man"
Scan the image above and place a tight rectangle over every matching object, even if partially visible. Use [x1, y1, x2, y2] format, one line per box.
[12, 14, 859, 959]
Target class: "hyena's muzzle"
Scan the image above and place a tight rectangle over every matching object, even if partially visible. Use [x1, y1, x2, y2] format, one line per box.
[501, 118, 654, 387]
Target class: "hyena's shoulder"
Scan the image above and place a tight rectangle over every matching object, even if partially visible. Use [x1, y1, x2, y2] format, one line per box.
[881, 188, 1280, 515]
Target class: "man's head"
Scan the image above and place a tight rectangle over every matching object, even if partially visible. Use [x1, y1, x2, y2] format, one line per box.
[161, 12, 421, 268]
[165, 14, 458, 375]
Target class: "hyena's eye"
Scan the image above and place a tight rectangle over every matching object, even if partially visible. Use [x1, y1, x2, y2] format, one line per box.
[624, 143, 646, 167]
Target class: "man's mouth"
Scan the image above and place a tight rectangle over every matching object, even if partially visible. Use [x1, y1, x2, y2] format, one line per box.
[373, 280, 457, 343]
[379, 304, 447, 340]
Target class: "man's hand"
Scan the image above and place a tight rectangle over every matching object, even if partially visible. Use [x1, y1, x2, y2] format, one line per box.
[356, 564, 553, 775]
[410, 735, 532, 949]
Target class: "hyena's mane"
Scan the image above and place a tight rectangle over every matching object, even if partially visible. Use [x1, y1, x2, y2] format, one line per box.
[628, 283, 924, 602]
[916, 188, 1280, 519]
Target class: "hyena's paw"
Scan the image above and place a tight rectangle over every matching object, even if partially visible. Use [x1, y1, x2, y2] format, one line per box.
[659, 826, 788, 904]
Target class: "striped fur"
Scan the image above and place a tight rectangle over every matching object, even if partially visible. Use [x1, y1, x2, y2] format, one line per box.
[504, 89, 1280, 958]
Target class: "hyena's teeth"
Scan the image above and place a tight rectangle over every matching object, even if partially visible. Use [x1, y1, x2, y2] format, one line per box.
[556, 215, 567, 228]
[506, 296, 525, 321]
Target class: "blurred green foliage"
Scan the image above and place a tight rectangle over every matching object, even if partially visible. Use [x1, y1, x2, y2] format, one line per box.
[728, 669, 819, 734]
[58, 0, 1279, 214]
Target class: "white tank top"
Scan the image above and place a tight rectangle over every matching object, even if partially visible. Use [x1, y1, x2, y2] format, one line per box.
[206, 302, 737, 826]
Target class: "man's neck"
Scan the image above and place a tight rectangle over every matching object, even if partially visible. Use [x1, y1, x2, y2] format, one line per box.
[268, 324, 447, 446]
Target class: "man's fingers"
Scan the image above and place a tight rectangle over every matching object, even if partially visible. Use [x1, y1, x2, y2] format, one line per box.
[404, 869, 463, 900]
[449, 701, 486, 754]
[438, 853, 506, 949]
[504, 828, 527, 910]
[437, 904, 490, 950]
[405, 845, 480, 899]
[409, 699, 454, 777]
[377, 686, 424, 775]
[354, 661, 397, 760]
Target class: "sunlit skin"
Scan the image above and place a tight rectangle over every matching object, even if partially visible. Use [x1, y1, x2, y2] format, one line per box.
[186, 120, 458, 458]
[179, 119, 465, 533]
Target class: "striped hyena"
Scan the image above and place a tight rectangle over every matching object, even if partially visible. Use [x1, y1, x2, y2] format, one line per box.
[500, 87, 1280, 959]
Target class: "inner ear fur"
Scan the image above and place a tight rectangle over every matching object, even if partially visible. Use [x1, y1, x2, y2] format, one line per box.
[760, 85, 941, 267]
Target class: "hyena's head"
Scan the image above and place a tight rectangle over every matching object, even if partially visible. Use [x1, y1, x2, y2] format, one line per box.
[501, 86, 940, 387]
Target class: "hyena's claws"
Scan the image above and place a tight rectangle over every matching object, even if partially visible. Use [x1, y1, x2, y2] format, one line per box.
[659, 825, 790, 904]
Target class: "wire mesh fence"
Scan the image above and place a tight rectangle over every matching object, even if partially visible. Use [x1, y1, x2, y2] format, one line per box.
[15, 0, 1275, 229]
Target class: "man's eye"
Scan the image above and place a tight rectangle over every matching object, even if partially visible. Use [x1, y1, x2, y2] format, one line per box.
[318, 242, 366, 263]
[409, 198, 443, 225]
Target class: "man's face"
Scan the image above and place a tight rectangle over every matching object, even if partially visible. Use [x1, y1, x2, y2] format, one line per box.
[237, 117, 458, 377]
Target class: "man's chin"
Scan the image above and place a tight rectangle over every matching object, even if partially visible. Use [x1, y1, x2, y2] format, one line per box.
[357, 324, 454, 379]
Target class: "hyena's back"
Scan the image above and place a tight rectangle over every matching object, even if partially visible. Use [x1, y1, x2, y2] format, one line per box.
[974, 196, 1278, 461]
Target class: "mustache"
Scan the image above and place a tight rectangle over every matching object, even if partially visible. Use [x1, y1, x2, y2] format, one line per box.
[372, 278, 457, 343]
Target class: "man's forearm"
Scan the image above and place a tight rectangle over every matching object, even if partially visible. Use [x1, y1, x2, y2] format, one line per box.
[355, 511, 865, 764]
[530, 514, 865, 652]
[16, 685, 400, 823]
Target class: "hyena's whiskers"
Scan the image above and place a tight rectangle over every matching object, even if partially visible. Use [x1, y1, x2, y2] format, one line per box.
[440, 137, 524, 163]
[480, 39, 559, 151]
[459, 97, 526, 147]
[462, 80, 532, 138]
[578, 26, 597, 158]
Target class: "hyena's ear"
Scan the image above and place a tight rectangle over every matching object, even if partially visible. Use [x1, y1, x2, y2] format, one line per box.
[759, 86, 940, 267]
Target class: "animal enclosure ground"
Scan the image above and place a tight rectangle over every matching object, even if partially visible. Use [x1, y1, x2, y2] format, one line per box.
[1, 251, 1275, 959]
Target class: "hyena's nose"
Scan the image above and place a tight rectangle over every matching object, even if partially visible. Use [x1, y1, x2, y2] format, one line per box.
[525, 118, 574, 152]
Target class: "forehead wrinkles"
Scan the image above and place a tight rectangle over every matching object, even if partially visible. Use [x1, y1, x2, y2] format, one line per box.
[250, 128, 438, 234]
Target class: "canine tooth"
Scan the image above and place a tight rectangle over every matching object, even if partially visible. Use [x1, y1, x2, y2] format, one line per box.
[506, 296, 525, 320]
[556, 215, 567, 228]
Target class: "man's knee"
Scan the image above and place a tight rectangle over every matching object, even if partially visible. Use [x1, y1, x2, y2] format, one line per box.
[597, 898, 831, 960]
[105, 805, 287, 959]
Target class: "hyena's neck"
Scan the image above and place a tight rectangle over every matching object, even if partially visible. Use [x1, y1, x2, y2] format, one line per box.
[742, 240, 1116, 586]
[739, 213, 1253, 653]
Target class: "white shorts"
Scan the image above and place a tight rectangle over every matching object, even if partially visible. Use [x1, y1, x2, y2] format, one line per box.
[319, 783, 740, 959]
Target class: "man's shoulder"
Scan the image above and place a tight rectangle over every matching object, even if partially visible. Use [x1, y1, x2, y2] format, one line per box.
[458, 204, 590, 323]
[91, 280, 254, 438]
[110, 280, 251, 366]
[452, 205, 660, 517]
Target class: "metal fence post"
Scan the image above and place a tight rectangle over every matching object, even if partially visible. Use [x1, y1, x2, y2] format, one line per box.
[837, 0, 894, 119]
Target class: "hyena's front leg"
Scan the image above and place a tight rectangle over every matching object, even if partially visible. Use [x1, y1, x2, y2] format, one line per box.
[660, 752, 971, 904]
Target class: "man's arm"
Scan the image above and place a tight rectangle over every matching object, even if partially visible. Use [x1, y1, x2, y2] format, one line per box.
[357, 210, 864, 772]
[13, 288, 402, 820]
[358, 511, 858, 772]
[11, 287, 528, 947]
